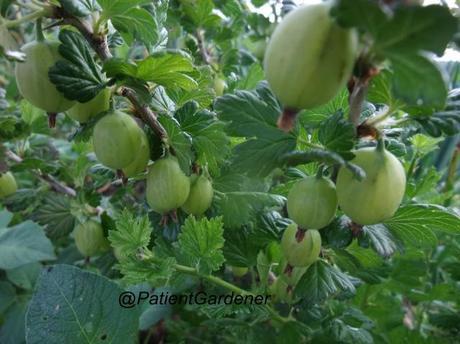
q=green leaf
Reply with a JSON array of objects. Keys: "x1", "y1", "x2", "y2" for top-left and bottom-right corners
[
  {"x1": 0, "y1": 219, "x2": 55, "y2": 270},
  {"x1": 0, "y1": 281, "x2": 15, "y2": 314},
  {"x1": 111, "y1": 8, "x2": 159, "y2": 46},
  {"x1": 26, "y1": 264, "x2": 140, "y2": 343},
  {"x1": 6, "y1": 262, "x2": 41, "y2": 290},
  {"x1": 388, "y1": 53, "x2": 447, "y2": 110},
  {"x1": 385, "y1": 204, "x2": 460, "y2": 238},
  {"x1": 300, "y1": 89, "x2": 350, "y2": 129},
  {"x1": 215, "y1": 82, "x2": 296, "y2": 176},
  {"x1": 176, "y1": 104, "x2": 230, "y2": 174},
  {"x1": 158, "y1": 115, "x2": 193, "y2": 173},
  {"x1": 333, "y1": 1, "x2": 456, "y2": 57},
  {"x1": 409, "y1": 133, "x2": 443, "y2": 156},
  {"x1": 318, "y1": 111, "x2": 355, "y2": 155},
  {"x1": 181, "y1": 0, "x2": 221, "y2": 28},
  {"x1": 32, "y1": 194, "x2": 76, "y2": 240},
  {"x1": 281, "y1": 149, "x2": 365, "y2": 180},
  {"x1": 295, "y1": 260, "x2": 357, "y2": 303},
  {"x1": 214, "y1": 191, "x2": 285, "y2": 228},
  {"x1": 414, "y1": 88, "x2": 460, "y2": 137},
  {"x1": 58, "y1": 0, "x2": 100, "y2": 17},
  {"x1": 223, "y1": 227, "x2": 260, "y2": 267},
  {"x1": 178, "y1": 216, "x2": 225, "y2": 274},
  {"x1": 359, "y1": 224, "x2": 401, "y2": 258},
  {"x1": 108, "y1": 209, "x2": 152, "y2": 257},
  {"x1": 0, "y1": 295, "x2": 28, "y2": 343},
  {"x1": 49, "y1": 30, "x2": 106, "y2": 102},
  {"x1": 104, "y1": 52, "x2": 198, "y2": 91}
]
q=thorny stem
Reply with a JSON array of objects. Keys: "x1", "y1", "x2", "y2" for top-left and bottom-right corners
[{"x1": 5, "y1": 150, "x2": 77, "y2": 197}]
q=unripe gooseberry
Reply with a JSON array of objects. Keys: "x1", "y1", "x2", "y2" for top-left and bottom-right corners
[
  {"x1": 336, "y1": 145, "x2": 406, "y2": 225},
  {"x1": 73, "y1": 220, "x2": 109, "y2": 257},
  {"x1": 287, "y1": 176, "x2": 338, "y2": 230},
  {"x1": 0, "y1": 172, "x2": 17, "y2": 198},
  {"x1": 146, "y1": 156, "x2": 190, "y2": 214},
  {"x1": 181, "y1": 174, "x2": 213, "y2": 216},
  {"x1": 264, "y1": 3, "x2": 357, "y2": 110},
  {"x1": 92, "y1": 111, "x2": 144, "y2": 169},
  {"x1": 67, "y1": 88, "x2": 111, "y2": 123},
  {"x1": 15, "y1": 40, "x2": 75, "y2": 113},
  {"x1": 281, "y1": 223, "x2": 321, "y2": 267}
]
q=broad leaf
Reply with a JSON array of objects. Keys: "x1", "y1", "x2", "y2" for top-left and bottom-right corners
[
  {"x1": 26, "y1": 264, "x2": 140, "y2": 343},
  {"x1": 0, "y1": 214, "x2": 55, "y2": 270}
]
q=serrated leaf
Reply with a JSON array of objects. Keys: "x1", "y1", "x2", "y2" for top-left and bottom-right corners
[
  {"x1": 214, "y1": 191, "x2": 285, "y2": 228},
  {"x1": 104, "y1": 52, "x2": 197, "y2": 91},
  {"x1": 359, "y1": 224, "x2": 401, "y2": 258},
  {"x1": 0, "y1": 219, "x2": 55, "y2": 270},
  {"x1": 26, "y1": 264, "x2": 139, "y2": 343},
  {"x1": 176, "y1": 103, "x2": 230, "y2": 174},
  {"x1": 385, "y1": 204, "x2": 460, "y2": 238},
  {"x1": 178, "y1": 216, "x2": 225, "y2": 274},
  {"x1": 215, "y1": 82, "x2": 297, "y2": 175},
  {"x1": 158, "y1": 115, "x2": 193, "y2": 173},
  {"x1": 318, "y1": 111, "x2": 355, "y2": 154},
  {"x1": 108, "y1": 209, "x2": 152, "y2": 257},
  {"x1": 414, "y1": 88, "x2": 460, "y2": 137},
  {"x1": 49, "y1": 30, "x2": 106, "y2": 102},
  {"x1": 295, "y1": 260, "x2": 357, "y2": 303},
  {"x1": 32, "y1": 194, "x2": 76, "y2": 240}
]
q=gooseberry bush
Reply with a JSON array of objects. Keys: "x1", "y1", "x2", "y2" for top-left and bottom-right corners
[{"x1": 0, "y1": 0, "x2": 460, "y2": 343}]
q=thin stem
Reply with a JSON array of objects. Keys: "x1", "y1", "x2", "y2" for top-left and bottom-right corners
[
  {"x1": 36, "y1": 18, "x2": 44, "y2": 41},
  {"x1": 349, "y1": 79, "x2": 369, "y2": 126},
  {"x1": 443, "y1": 143, "x2": 459, "y2": 206},
  {"x1": 146, "y1": 255, "x2": 290, "y2": 324},
  {"x1": 5, "y1": 8, "x2": 49, "y2": 28},
  {"x1": 406, "y1": 153, "x2": 419, "y2": 182}
]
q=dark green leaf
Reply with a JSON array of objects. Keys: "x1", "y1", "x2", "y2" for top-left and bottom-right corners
[
  {"x1": 295, "y1": 260, "x2": 357, "y2": 303},
  {"x1": 318, "y1": 111, "x2": 356, "y2": 155},
  {"x1": 49, "y1": 30, "x2": 106, "y2": 102},
  {"x1": 32, "y1": 195, "x2": 76, "y2": 240},
  {"x1": 26, "y1": 264, "x2": 140, "y2": 343}
]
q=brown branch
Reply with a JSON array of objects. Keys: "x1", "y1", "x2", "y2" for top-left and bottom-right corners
[
  {"x1": 120, "y1": 87, "x2": 168, "y2": 141},
  {"x1": 196, "y1": 28, "x2": 212, "y2": 65},
  {"x1": 347, "y1": 57, "x2": 379, "y2": 128},
  {"x1": 5, "y1": 150, "x2": 77, "y2": 197}
]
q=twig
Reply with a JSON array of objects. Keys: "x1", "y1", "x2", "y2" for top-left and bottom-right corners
[
  {"x1": 5, "y1": 150, "x2": 77, "y2": 197},
  {"x1": 119, "y1": 87, "x2": 168, "y2": 140},
  {"x1": 196, "y1": 28, "x2": 212, "y2": 65}
]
